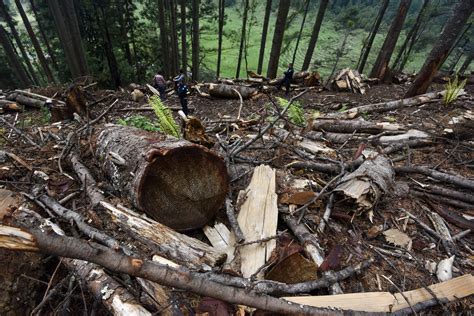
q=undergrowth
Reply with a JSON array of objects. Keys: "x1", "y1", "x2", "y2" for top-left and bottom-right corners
[
  {"x1": 118, "y1": 115, "x2": 160, "y2": 132},
  {"x1": 277, "y1": 97, "x2": 306, "y2": 127},
  {"x1": 149, "y1": 96, "x2": 181, "y2": 138},
  {"x1": 443, "y1": 75, "x2": 467, "y2": 105}
]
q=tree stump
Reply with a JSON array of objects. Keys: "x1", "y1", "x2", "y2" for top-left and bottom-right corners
[{"x1": 95, "y1": 125, "x2": 229, "y2": 231}]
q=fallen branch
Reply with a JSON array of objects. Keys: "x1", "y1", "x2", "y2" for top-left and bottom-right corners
[
  {"x1": 0, "y1": 116, "x2": 41, "y2": 148},
  {"x1": 395, "y1": 166, "x2": 474, "y2": 190},
  {"x1": 0, "y1": 225, "x2": 355, "y2": 315}
]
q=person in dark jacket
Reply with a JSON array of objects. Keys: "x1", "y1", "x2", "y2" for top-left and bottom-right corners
[
  {"x1": 177, "y1": 81, "x2": 189, "y2": 115},
  {"x1": 277, "y1": 63, "x2": 294, "y2": 95},
  {"x1": 153, "y1": 71, "x2": 167, "y2": 100},
  {"x1": 173, "y1": 69, "x2": 185, "y2": 91}
]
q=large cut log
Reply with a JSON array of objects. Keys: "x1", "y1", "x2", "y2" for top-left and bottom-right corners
[
  {"x1": 312, "y1": 119, "x2": 404, "y2": 134},
  {"x1": 208, "y1": 83, "x2": 258, "y2": 99},
  {"x1": 95, "y1": 125, "x2": 229, "y2": 231},
  {"x1": 7, "y1": 93, "x2": 44, "y2": 108},
  {"x1": 0, "y1": 100, "x2": 21, "y2": 114}
]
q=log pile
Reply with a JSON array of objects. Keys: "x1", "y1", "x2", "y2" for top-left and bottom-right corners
[
  {"x1": 0, "y1": 82, "x2": 473, "y2": 315},
  {"x1": 331, "y1": 68, "x2": 367, "y2": 94}
]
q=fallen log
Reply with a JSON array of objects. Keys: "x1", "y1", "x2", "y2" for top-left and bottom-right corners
[
  {"x1": 95, "y1": 125, "x2": 229, "y2": 231},
  {"x1": 334, "y1": 151, "x2": 394, "y2": 213},
  {"x1": 325, "y1": 90, "x2": 445, "y2": 119},
  {"x1": 311, "y1": 119, "x2": 404, "y2": 134},
  {"x1": 8, "y1": 93, "x2": 44, "y2": 108},
  {"x1": 395, "y1": 166, "x2": 474, "y2": 190},
  {"x1": 0, "y1": 100, "x2": 21, "y2": 113},
  {"x1": 305, "y1": 131, "x2": 368, "y2": 144},
  {"x1": 100, "y1": 202, "x2": 225, "y2": 270},
  {"x1": 208, "y1": 83, "x2": 258, "y2": 99},
  {"x1": 0, "y1": 225, "x2": 353, "y2": 315},
  {"x1": 13, "y1": 89, "x2": 65, "y2": 105}
]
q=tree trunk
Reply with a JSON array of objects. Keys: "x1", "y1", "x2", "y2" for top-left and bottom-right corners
[
  {"x1": 266, "y1": 0, "x2": 290, "y2": 78},
  {"x1": 47, "y1": 0, "x2": 80, "y2": 78},
  {"x1": 442, "y1": 22, "x2": 471, "y2": 70},
  {"x1": 370, "y1": 0, "x2": 412, "y2": 80},
  {"x1": 236, "y1": 0, "x2": 249, "y2": 79},
  {"x1": 157, "y1": 0, "x2": 170, "y2": 77},
  {"x1": 357, "y1": 0, "x2": 389, "y2": 74},
  {"x1": 392, "y1": 0, "x2": 430, "y2": 72},
  {"x1": 0, "y1": 0, "x2": 39, "y2": 85},
  {"x1": 291, "y1": 0, "x2": 310, "y2": 66},
  {"x1": 208, "y1": 83, "x2": 257, "y2": 99},
  {"x1": 301, "y1": 0, "x2": 329, "y2": 71},
  {"x1": 167, "y1": 0, "x2": 179, "y2": 75},
  {"x1": 180, "y1": 0, "x2": 187, "y2": 73},
  {"x1": 117, "y1": 0, "x2": 133, "y2": 66},
  {"x1": 216, "y1": 0, "x2": 224, "y2": 78},
  {"x1": 97, "y1": 5, "x2": 121, "y2": 88},
  {"x1": 257, "y1": 0, "x2": 272, "y2": 75},
  {"x1": 191, "y1": 0, "x2": 200, "y2": 81},
  {"x1": 94, "y1": 126, "x2": 228, "y2": 231},
  {"x1": 29, "y1": 0, "x2": 59, "y2": 71},
  {"x1": 312, "y1": 119, "x2": 403, "y2": 134},
  {"x1": 15, "y1": 0, "x2": 55, "y2": 84},
  {"x1": 405, "y1": 0, "x2": 473, "y2": 97},
  {"x1": 0, "y1": 25, "x2": 31, "y2": 87},
  {"x1": 62, "y1": 0, "x2": 89, "y2": 76}
]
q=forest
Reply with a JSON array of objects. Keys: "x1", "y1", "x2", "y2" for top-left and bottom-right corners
[{"x1": 0, "y1": 0, "x2": 474, "y2": 315}]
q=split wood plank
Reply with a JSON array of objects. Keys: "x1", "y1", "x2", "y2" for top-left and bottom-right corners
[
  {"x1": 236, "y1": 165, "x2": 278, "y2": 278},
  {"x1": 0, "y1": 189, "x2": 20, "y2": 221},
  {"x1": 284, "y1": 274, "x2": 474, "y2": 313},
  {"x1": 203, "y1": 222, "x2": 235, "y2": 264}
]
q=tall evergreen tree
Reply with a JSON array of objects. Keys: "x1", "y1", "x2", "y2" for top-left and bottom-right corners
[
  {"x1": 405, "y1": 0, "x2": 473, "y2": 97},
  {"x1": 29, "y1": 0, "x2": 58, "y2": 71},
  {"x1": 291, "y1": 0, "x2": 310, "y2": 66},
  {"x1": 257, "y1": 0, "x2": 272, "y2": 75},
  {"x1": 181, "y1": 0, "x2": 187, "y2": 73},
  {"x1": 0, "y1": 0, "x2": 39, "y2": 85},
  {"x1": 267, "y1": 0, "x2": 290, "y2": 79},
  {"x1": 301, "y1": 0, "x2": 329, "y2": 71},
  {"x1": 14, "y1": 0, "x2": 55, "y2": 83},
  {"x1": 158, "y1": 0, "x2": 170, "y2": 77},
  {"x1": 0, "y1": 24, "x2": 31, "y2": 87},
  {"x1": 191, "y1": 0, "x2": 200, "y2": 81},
  {"x1": 216, "y1": 0, "x2": 225, "y2": 78},
  {"x1": 370, "y1": 0, "x2": 412, "y2": 80},
  {"x1": 236, "y1": 0, "x2": 249, "y2": 78},
  {"x1": 356, "y1": 0, "x2": 389, "y2": 74}
]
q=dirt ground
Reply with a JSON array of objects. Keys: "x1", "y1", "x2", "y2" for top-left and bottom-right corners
[{"x1": 0, "y1": 81, "x2": 473, "y2": 315}]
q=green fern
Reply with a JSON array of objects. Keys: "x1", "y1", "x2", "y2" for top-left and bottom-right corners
[
  {"x1": 118, "y1": 115, "x2": 160, "y2": 132},
  {"x1": 276, "y1": 97, "x2": 306, "y2": 127},
  {"x1": 443, "y1": 75, "x2": 467, "y2": 105},
  {"x1": 149, "y1": 96, "x2": 180, "y2": 138}
]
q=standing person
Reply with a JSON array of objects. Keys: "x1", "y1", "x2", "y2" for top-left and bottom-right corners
[
  {"x1": 177, "y1": 80, "x2": 189, "y2": 115},
  {"x1": 153, "y1": 71, "x2": 167, "y2": 100},
  {"x1": 277, "y1": 63, "x2": 294, "y2": 95},
  {"x1": 173, "y1": 69, "x2": 185, "y2": 91}
]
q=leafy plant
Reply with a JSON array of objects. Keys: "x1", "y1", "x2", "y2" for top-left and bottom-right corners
[
  {"x1": 149, "y1": 96, "x2": 181, "y2": 138},
  {"x1": 276, "y1": 97, "x2": 306, "y2": 127},
  {"x1": 41, "y1": 106, "x2": 51, "y2": 124},
  {"x1": 443, "y1": 75, "x2": 467, "y2": 105},
  {"x1": 118, "y1": 115, "x2": 160, "y2": 132}
]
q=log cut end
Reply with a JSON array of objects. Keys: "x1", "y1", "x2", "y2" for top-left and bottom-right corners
[{"x1": 138, "y1": 145, "x2": 229, "y2": 231}]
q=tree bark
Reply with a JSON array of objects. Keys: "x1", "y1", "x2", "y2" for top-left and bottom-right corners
[
  {"x1": 257, "y1": 0, "x2": 272, "y2": 75},
  {"x1": 0, "y1": 25, "x2": 31, "y2": 87},
  {"x1": 370, "y1": 0, "x2": 412, "y2": 80},
  {"x1": 266, "y1": 0, "x2": 290, "y2": 79},
  {"x1": 311, "y1": 119, "x2": 403, "y2": 134},
  {"x1": 180, "y1": 0, "x2": 187, "y2": 73},
  {"x1": 208, "y1": 83, "x2": 257, "y2": 99},
  {"x1": 117, "y1": 0, "x2": 133, "y2": 66},
  {"x1": 405, "y1": 0, "x2": 473, "y2": 97},
  {"x1": 459, "y1": 55, "x2": 472, "y2": 75},
  {"x1": 357, "y1": 0, "x2": 389, "y2": 74},
  {"x1": 301, "y1": 0, "x2": 329, "y2": 71},
  {"x1": 97, "y1": 5, "x2": 121, "y2": 88},
  {"x1": 167, "y1": 0, "x2": 179, "y2": 75},
  {"x1": 0, "y1": 0, "x2": 39, "y2": 85},
  {"x1": 94, "y1": 125, "x2": 229, "y2": 231},
  {"x1": 15, "y1": 0, "x2": 55, "y2": 84},
  {"x1": 236, "y1": 0, "x2": 249, "y2": 78},
  {"x1": 216, "y1": 0, "x2": 224, "y2": 78},
  {"x1": 191, "y1": 0, "x2": 200, "y2": 81},
  {"x1": 158, "y1": 0, "x2": 170, "y2": 77}
]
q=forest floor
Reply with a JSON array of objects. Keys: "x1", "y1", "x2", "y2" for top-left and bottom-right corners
[{"x1": 0, "y1": 80, "x2": 473, "y2": 315}]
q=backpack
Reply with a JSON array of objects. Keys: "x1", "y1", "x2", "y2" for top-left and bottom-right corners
[{"x1": 178, "y1": 83, "x2": 188, "y2": 96}]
